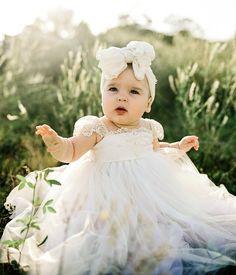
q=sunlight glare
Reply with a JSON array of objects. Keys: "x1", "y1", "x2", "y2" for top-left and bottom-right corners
[{"x1": 0, "y1": 0, "x2": 235, "y2": 40}]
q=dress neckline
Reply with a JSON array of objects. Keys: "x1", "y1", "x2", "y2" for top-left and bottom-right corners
[
  {"x1": 97, "y1": 118, "x2": 153, "y2": 138},
  {"x1": 99, "y1": 117, "x2": 148, "y2": 133}
]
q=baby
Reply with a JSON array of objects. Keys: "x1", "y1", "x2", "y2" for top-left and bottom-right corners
[{"x1": 35, "y1": 41, "x2": 199, "y2": 163}]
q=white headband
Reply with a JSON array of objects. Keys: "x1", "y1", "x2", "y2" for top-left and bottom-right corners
[{"x1": 96, "y1": 41, "x2": 157, "y2": 104}]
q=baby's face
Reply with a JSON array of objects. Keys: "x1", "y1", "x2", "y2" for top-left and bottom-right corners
[{"x1": 101, "y1": 66, "x2": 152, "y2": 128}]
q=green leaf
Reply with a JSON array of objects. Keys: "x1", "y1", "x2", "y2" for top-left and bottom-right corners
[
  {"x1": 16, "y1": 215, "x2": 32, "y2": 226},
  {"x1": 30, "y1": 216, "x2": 37, "y2": 222},
  {"x1": 2, "y1": 239, "x2": 24, "y2": 249},
  {"x1": 37, "y1": 235, "x2": 48, "y2": 247},
  {"x1": 31, "y1": 224, "x2": 40, "y2": 230},
  {"x1": 16, "y1": 175, "x2": 26, "y2": 182},
  {"x1": 47, "y1": 207, "x2": 56, "y2": 213},
  {"x1": 44, "y1": 199, "x2": 53, "y2": 206},
  {"x1": 46, "y1": 179, "x2": 61, "y2": 186},
  {"x1": 27, "y1": 181, "x2": 35, "y2": 189},
  {"x1": 43, "y1": 168, "x2": 54, "y2": 179},
  {"x1": 20, "y1": 227, "x2": 27, "y2": 234},
  {"x1": 2, "y1": 240, "x2": 12, "y2": 246},
  {"x1": 18, "y1": 182, "x2": 26, "y2": 190},
  {"x1": 43, "y1": 200, "x2": 56, "y2": 214}
]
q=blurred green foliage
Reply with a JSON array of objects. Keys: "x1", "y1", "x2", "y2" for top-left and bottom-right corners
[
  {"x1": 0, "y1": 8, "x2": 235, "y2": 208},
  {"x1": 169, "y1": 42, "x2": 236, "y2": 191}
]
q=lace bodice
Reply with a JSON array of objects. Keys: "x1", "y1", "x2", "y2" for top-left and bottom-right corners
[
  {"x1": 73, "y1": 116, "x2": 164, "y2": 162},
  {"x1": 73, "y1": 115, "x2": 164, "y2": 140}
]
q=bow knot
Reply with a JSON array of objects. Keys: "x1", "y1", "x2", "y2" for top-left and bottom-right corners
[{"x1": 121, "y1": 47, "x2": 133, "y2": 64}]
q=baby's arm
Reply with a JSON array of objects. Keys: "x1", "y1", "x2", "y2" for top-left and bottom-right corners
[
  {"x1": 149, "y1": 119, "x2": 199, "y2": 153},
  {"x1": 35, "y1": 124, "x2": 97, "y2": 163},
  {"x1": 160, "y1": 135, "x2": 199, "y2": 152}
]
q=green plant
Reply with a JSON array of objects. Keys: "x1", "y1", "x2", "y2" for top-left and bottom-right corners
[
  {"x1": 54, "y1": 44, "x2": 102, "y2": 136},
  {"x1": 1, "y1": 168, "x2": 61, "y2": 272},
  {"x1": 169, "y1": 42, "x2": 236, "y2": 191}
]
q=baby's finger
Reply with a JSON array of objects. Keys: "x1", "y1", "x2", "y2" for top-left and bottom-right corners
[
  {"x1": 194, "y1": 142, "x2": 199, "y2": 150},
  {"x1": 187, "y1": 138, "x2": 196, "y2": 144},
  {"x1": 36, "y1": 124, "x2": 51, "y2": 133},
  {"x1": 42, "y1": 126, "x2": 56, "y2": 135},
  {"x1": 36, "y1": 130, "x2": 49, "y2": 137},
  {"x1": 35, "y1": 125, "x2": 44, "y2": 132},
  {"x1": 36, "y1": 127, "x2": 53, "y2": 136},
  {"x1": 36, "y1": 124, "x2": 49, "y2": 129},
  {"x1": 35, "y1": 130, "x2": 42, "y2": 135},
  {"x1": 42, "y1": 124, "x2": 52, "y2": 130},
  {"x1": 189, "y1": 138, "x2": 198, "y2": 144},
  {"x1": 42, "y1": 125, "x2": 58, "y2": 135},
  {"x1": 48, "y1": 128, "x2": 58, "y2": 136},
  {"x1": 36, "y1": 125, "x2": 48, "y2": 132},
  {"x1": 187, "y1": 135, "x2": 198, "y2": 140},
  {"x1": 35, "y1": 128, "x2": 45, "y2": 135}
]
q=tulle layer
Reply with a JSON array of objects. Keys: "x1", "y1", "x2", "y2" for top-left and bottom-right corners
[{"x1": 1, "y1": 149, "x2": 236, "y2": 274}]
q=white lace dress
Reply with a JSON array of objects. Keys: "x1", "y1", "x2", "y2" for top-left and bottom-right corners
[{"x1": 1, "y1": 116, "x2": 236, "y2": 275}]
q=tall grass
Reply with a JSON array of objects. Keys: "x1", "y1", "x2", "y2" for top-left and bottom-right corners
[{"x1": 169, "y1": 41, "x2": 236, "y2": 192}]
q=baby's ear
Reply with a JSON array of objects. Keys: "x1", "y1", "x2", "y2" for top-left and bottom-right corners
[{"x1": 146, "y1": 97, "x2": 152, "y2": 113}]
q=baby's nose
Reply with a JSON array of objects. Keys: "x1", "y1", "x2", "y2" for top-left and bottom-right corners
[
  {"x1": 117, "y1": 97, "x2": 127, "y2": 102},
  {"x1": 117, "y1": 91, "x2": 128, "y2": 102}
]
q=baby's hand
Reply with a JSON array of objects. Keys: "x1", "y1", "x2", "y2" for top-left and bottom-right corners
[
  {"x1": 35, "y1": 124, "x2": 60, "y2": 151},
  {"x1": 179, "y1": 135, "x2": 199, "y2": 152}
]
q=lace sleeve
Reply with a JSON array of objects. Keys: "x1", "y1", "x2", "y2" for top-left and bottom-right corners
[
  {"x1": 150, "y1": 119, "x2": 164, "y2": 140},
  {"x1": 73, "y1": 115, "x2": 107, "y2": 138}
]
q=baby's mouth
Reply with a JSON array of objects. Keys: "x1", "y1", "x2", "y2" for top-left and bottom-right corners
[
  {"x1": 115, "y1": 106, "x2": 127, "y2": 114},
  {"x1": 116, "y1": 107, "x2": 127, "y2": 111}
]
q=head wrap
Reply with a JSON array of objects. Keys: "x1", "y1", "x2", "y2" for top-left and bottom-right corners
[{"x1": 96, "y1": 41, "x2": 157, "y2": 104}]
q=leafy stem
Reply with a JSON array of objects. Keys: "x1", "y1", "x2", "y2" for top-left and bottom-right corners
[{"x1": 2, "y1": 168, "x2": 61, "y2": 269}]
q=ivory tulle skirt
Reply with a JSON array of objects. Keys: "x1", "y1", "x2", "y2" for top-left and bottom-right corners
[{"x1": 1, "y1": 148, "x2": 236, "y2": 274}]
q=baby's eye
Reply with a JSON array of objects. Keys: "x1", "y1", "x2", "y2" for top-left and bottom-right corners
[
  {"x1": 108, "y1": 87, "x2": 118, "y2": 92},
  {"x1": 130, "y1": 90, "x2": 139, "y2": 95}
]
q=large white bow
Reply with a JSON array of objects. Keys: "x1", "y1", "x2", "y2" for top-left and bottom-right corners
[
  {"x1": 96, "y1": 41, "x2": 157, "y2": 103},
  {"x1": 96, "y1": 41, "x2": 155, "y2": 80}
]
